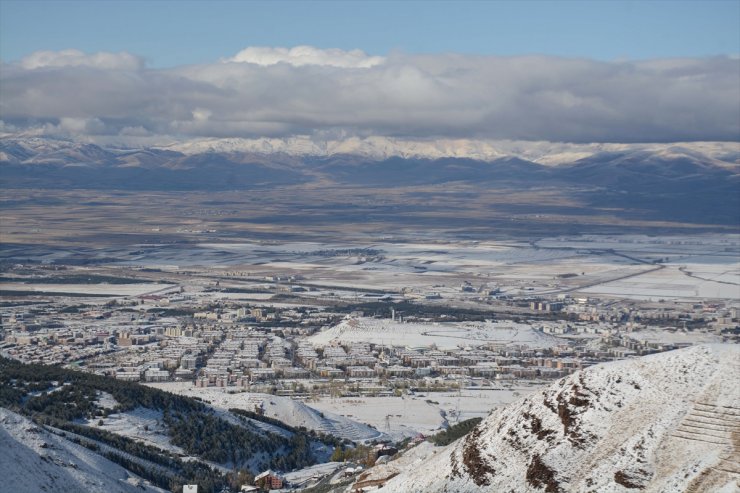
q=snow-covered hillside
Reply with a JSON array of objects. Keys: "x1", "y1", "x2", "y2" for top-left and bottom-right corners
[
  {"x1": 384, "y1": 344, "x2": 740, "y2": 492},
  {"x1": 0, "y1": 408, "x2": 166, "y2": 493},
  {"x1": 144, "y1": 383, "x2": 384, "y2": 442}
]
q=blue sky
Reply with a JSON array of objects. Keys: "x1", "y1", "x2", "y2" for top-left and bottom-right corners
[{"x1": 1, "y1": 0, "x2": 739, "y2": 67}]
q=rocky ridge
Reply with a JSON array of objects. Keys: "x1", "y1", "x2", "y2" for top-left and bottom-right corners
[{"x1": 384, "y1": 344, "x2": 740, "y2": 492}]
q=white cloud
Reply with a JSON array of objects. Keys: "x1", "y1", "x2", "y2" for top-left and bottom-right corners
[
  {"x1": 19, "y1": 49, "x2": 142, "y2": 70},
  {"x1": 227, "y1": 45, "x2": 384, "y2": 68},
  {"x1": 1, "y1": 47, "x2": 738, "y2": 143},
  {"x1": 191, "y1": 108, "x2": 212, "y2": 122},
  {"x1": 119, "y1": 125, "x2": 152, "y2": 137},
  {"x1": 56, "y1": 117, "x2": 106, "y2": 135}
]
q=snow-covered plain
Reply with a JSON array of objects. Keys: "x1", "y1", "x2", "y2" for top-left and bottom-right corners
[
  {"x1": 581, "y1": 264, "x2": 740, "y2": 301},
  {"x1": 625, "y1": 327, "x2": 725, "y2": 345},
  {"x1": 0, "y1": 282, "x2": 173, "y2": 296},
  {"x1": 308, "y1": 386, "x2": 537, "y2": 439},
  {"x1": 308, "y1": 317, "x2": 561, "y2": 350},
  {"x1": 106, "y1": 234, "x2": 740, "y2": 303}
]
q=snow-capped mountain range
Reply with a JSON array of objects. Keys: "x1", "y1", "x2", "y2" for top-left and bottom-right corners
[
  {"x1": 2, "y1": 136, "x2": 738, "y2": 226},
  {"x1": 2, "y1": 135, "x2": 739, "y2": 165},
  {"x1": 158, "y1": 136, "x2": 740, "y2": 165}
]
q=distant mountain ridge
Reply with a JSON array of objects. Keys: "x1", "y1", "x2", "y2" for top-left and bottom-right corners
[
  {"x1": 2, "y1": 137, "x2": 738, "y2": 226},
  {"x1": 2, "y1": 135, "x2": 739, "y2": 164},
  {"x1": 2, "y1": 136, "x2": 738, "y2": 183}
]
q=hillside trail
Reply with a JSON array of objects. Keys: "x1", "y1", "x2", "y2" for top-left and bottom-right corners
[{"x1": 657, "y1": 357, "x2": 740, "y2": 492}]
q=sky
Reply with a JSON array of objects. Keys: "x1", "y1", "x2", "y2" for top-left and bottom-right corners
[
  {"x1": 2, "y1": 1, "x2": 739, "y2": 66},
  {"x1": 1, "y1": 0, "x2": 739, "y2": 144}
]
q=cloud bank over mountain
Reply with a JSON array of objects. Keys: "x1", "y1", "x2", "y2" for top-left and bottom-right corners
[{"x1": 2, "y1": 46, "x2": 739, "y2": 144}]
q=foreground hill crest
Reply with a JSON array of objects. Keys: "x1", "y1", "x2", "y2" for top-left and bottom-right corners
[{"x1": 385, "y1": 344, "x2": 740, "y2": 492}]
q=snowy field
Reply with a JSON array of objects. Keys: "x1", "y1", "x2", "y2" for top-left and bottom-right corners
[
  {"x1": 103, "y1": 234, "x2": 740, "y2": 302},
  {"x1": 581, "y1": 263, "x2": 739, "y2": 300},
  {"x1": 0, "y1": 282, "x2": 174, "y2": 296},
  {"x1": 308, "y1": 317, "x2": 562, "y2": 350},
  {"x1": 535, "y1": 234, "x2": 739, "y2": 255},
  {"x1": 308, "y1": 384, "x2": 540, "y2": 438},
  {"x1": 203, "y1": 292, "x2": 276, "y2": 301},
  {"x1": 625, "y1": 328, "x2": 725, "y2": 345},
  {"x1": 10, "y1": 234, "x2": 730, "y2": 303}
]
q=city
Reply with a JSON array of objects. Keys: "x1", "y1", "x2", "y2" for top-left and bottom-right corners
[{"x1": 1, "y1": 1, "x2": 739, "y2": 491}]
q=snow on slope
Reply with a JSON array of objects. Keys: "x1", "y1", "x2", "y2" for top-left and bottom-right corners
[
  {"x1": 384, "y1": 344, "x2": 740, "y2": 493},
  {"x1": 0, "y1": 408, "x2": 166, "y2": 493},
  {"x1": 145, "y1": 383, "x2": 384, "y2": 442},
  {"x1": 89, "y1": 406, "x2": 186, "y2": 455}
]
